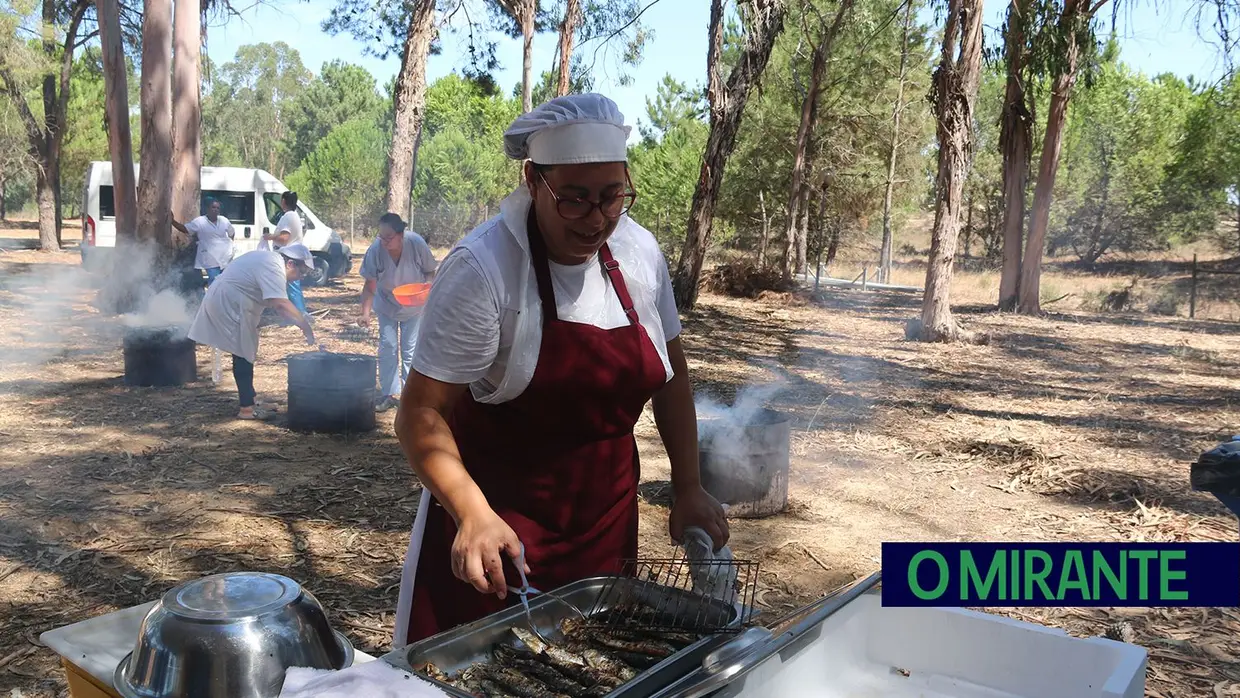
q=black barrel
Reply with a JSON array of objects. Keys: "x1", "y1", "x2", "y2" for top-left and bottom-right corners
[
  {"x1": 287, "y1": 351, "x2": 377, "y2": 433},
  {"x1": 123, "y1": 327, "x2": 198, "y2": 387}
]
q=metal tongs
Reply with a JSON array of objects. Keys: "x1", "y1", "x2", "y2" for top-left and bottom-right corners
[
  {"x1": 505, "y1": 543, "x2": 587, "y2": 646},
  {"x1": 506, "y1": 543, "x2": 551, "y2": 645}
]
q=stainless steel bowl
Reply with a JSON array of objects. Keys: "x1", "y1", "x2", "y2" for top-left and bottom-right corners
[{"x1": 113, "y1": 572, "x2": 354, "y2": 698}]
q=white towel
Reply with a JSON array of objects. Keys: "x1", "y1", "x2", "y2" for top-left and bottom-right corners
[{"x1": 279, "y1": 660, "x2": 449, "y2": 698}]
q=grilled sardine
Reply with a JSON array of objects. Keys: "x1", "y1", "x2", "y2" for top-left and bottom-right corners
[
  {"x1": 539, "y1": 649, "x2": 626, "y2": 689},
  {"x1": 475, "y1": 678, "x2": 520, "y2": 698},
  {"x1": 589, "y1": 634, "x2": 676, "y2": 659},
  {"x1": 579, "y1": 648, "x2": 639, "y2": 682},
  {"x1": 510, "y1": 626, "x2": 549, "y2": 654},
  {"x1": 492, "y1": 645, "x2": 591, "y2": 696},
  {"x1": 475, "y1": 664, "x2": 571, "y2": 698}
]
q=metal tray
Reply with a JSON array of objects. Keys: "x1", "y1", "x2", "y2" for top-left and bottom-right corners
[{"x1": 381, "y1": 576, "x2": 744, "y2": 698}]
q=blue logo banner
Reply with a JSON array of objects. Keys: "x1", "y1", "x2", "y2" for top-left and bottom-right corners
[{"x1": 881, "y1": 542, "x2": 1240, "y2": 607}]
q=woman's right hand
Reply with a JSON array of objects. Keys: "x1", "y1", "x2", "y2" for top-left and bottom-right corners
[
  {"x1": 451, "y1": 508, "x2": 526, "y2": 599},
  {"x1": 357, "y1": 312, "x2": 371, "y2": 327}
]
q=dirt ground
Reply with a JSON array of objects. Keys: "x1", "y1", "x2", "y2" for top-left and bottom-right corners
[{"x1": 2, "y1": 245, "x2": 1240, "y2": 697}]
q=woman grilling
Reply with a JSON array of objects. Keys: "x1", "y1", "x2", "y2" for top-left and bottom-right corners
[{"x1": 392, "y1": 93, "x2": 728, "y2": 647}]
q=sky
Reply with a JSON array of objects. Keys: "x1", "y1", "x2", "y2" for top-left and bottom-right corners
[{"x1": 203, "y1": 0, "x2": 1234, "y2": 144}]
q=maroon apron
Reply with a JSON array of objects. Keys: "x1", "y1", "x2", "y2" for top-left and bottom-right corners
[{"x1": 404, "y1": 216, "x2": 669, "y2": 645}]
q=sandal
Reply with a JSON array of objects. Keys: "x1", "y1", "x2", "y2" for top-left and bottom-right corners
[{"x1": 237, "y1": 407, "x2": 276, "y2": 421}]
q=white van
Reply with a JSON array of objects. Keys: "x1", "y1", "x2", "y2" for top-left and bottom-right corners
[{"x1": 80, "y1": 161, "x2": 352, "y2": 285}]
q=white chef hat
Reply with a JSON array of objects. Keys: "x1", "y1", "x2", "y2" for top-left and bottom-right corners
[{"x1": 504, "y1": 93, "x2": 632, "y2": 165}]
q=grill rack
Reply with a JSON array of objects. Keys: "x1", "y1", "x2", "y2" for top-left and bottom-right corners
[
  {"x1": 581, "y1": 554, "x2": 759, "y2": 637},
  {"x1": 334, "y1": 324, "x2": 377, "y2": 343}
]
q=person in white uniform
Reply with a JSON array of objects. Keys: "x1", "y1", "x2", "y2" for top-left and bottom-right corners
[
  {"x1": 171, "y1": 198, "x2": 235, "y2": 286},
  {"x1": 358, "y1": 212, "x2": 438, "y2": 413},
  {"x1": 263, "y1": 191, "x2": 308, "y2": 314},
  {"x1": 188, "y1": 243, "x2": 318, "y2": 420},
  {"x1": 390, "y1": 93, "x2": 727, "y2": 647}
]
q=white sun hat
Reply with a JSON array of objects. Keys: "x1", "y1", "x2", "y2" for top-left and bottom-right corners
[
  {"x1": 503, "y1": 93, "x2": 633, "y2": 165},
  {"x1": 278, "y1": 243, "x2": 316, "y2": 272}
]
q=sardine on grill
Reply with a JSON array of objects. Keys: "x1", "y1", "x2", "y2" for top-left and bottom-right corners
[
  {"x1": 539, "y1": 649, "x2": 626, "y2": 689},
  {"x1": 492, "y1": 644, "x2": 591, "y2": 696},
  {"x1": 605, "y1": 627, "x2": 699, "y2": 649},
  {"x1": 510, "y1": 626, "x2": 549, "y2": 654},
  {"x1": 475, "y1": 677, "x2": 521, "y2": 698},
  {"x1": 599, "y1": 647, "x2": 661, "y2": 670},
  {"x1": 475, "y1": 664, "x2": 572, "y2": 698},
  {"x1": 589, "y1": 634, "x2": 676, "y2": 659},
  {"x1": 579, "y1": 648, "x2": 639, "y2": 682}
]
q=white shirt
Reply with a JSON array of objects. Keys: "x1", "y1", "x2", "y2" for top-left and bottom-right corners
[
  {"x1": 185, "y1": 214, "x2": 235, "y2": 269},
  {"x1": 360, "y1": 232, "x2": 438, "y2": 321},
  {"x1": 412, "y1": 187, "x2": 681, "y2": 404},
  {"x1": 261, "y1": 210, "x2": 304, "y2": 250},
  {"x1": 188, "y1": 250, "x2": 289, "y2": 363}
]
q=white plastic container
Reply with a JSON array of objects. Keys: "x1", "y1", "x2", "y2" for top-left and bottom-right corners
[{"x1": 715, "y1": 591, "x2": 1147, "y2": 698}]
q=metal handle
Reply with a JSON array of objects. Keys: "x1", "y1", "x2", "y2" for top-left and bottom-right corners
[{"x1": 660, "y1": 571, "x2": 882, "y2": 698}]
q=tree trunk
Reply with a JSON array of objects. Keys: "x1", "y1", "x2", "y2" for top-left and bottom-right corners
[
  {"x1": 963, "y1": 189, "x2": 974, "y2": 257},
  {"x1": 99, "y1": 0, "x2": 138, "y2": 246},
  {"x1": 671, "y1": 0, "x2": 786, "y2": 310},
  {"x1": 824, "y1": 224, "x2": 841, "y2": 269},
  {"x1": 915, "y1": 0, "x2": 985, "y2": 343},
  {"x1": 35, "y1": 166, "x2": 57, "y2": 250},
  {"x1": 521, "y1": 1, "x2": 536, "y2": 113},
  {"x1": 757, "y1": 190, "x2": 770, "y2": 267},
  {"x1": 1017, "y1": 0, "x2": 1089, "y2": 315},
  {"x1": 879, "y1": 0, "x2": 914, "y2": 284},
  {"x1": 997, "y1": 0, "x2": 1032, "y2": 310},
  {"x1": 172, "y1": 0, "x2": 202, "y2": 222},
  {"x1": 138, "y1": 0, "x2": 174, "y2": 255},
  {"x1": 795, "y1": 184, "x2": 809, "y2": 276},
  {"x1": 556, "y1": 0, "x2": 581, "y2": 97},
  {"x1": 0, "y1": 178, "x2": 6, "y2": 220},
  {"x1": 781, "y1": 0, "x2": 852, "y2": 282},
  {"x1": 386, "y1": 0, "x2": 436, "y2": 217},
  {"x1": 41, "y1": 0, "x2": 62, "y2": 246}
]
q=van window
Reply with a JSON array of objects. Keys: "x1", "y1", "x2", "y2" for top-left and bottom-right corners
[
  {"x1": 99, "y1": 186, "x2": 115, "y2": 219},
  {"x1": 202, "y1": 190, "x2": 255, "y2": 225},
  {"x1": 262, "y1": 193, "x2": 312, "y2": 229},
  {"x1": 263, "y1": 193, "x2": 283, "y2": 225}
]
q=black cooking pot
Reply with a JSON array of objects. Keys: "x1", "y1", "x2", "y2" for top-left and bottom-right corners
[
  {"x1": 123, "y1": 326, "x2": 197, "y2": 387},
  {"x1": 286, "y1": 351, "x2": 377, "y2": 433}
]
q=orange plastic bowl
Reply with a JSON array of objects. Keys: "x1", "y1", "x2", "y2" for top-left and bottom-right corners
[{"x1": 393, "y1": 283, "x2": 431, "y2": 307}]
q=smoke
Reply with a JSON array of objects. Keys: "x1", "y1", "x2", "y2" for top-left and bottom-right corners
[
  {"x1": 0, "y1": 239, "x2": 199, "y2": 372},
  {"x1": 696, "y1": 379, "x2": 790, "y2": 493},
  {"x1": 120, "y1": 288, "x2": 193, "y2": 336},
  {"x1": 696, "y1": 380, "x2": 787, "y2": 434}
]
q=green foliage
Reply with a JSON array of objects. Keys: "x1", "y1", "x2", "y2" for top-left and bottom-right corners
[
  {"x1": 284, "y1": 60, "x2": 384, "y2": 170},
  {"x1": 1162, "y1": 69, "x2": 1240, "y2": 252},
  {"x1": 411, "y1": 73, "x2": 523, "y2": 244},
  {"x1": 201, "y1": 42, "x2": 311, "y2": 177},
  {"x1": 286, "y1": 118, "x2": 388, "y2": 233},
  {"x1": 627, "y1": 75, "x2": 708, "y2": 255},
  {"x1": 711, "y1": 0, "x2": 937, "y2": 264},
  {"x1": 1047, "y1": 43, "x2": 1197, "y2": 263}
]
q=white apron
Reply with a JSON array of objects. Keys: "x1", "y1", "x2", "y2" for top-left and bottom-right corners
[
  {"x1": 187, "y1": 280, "x2": 266, "y2": 363},
  {"x1": 392, "y1": 488, "x2": 431, "y2": 648}
]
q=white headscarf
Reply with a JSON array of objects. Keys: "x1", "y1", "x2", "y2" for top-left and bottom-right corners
[{"x1": 503, "y1": 93, "x2": 632, "y2": 165}]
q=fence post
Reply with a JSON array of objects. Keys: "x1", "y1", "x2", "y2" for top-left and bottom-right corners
[
  {"x1": 1190, "y1": 253, "x2": 1198, "y2": 319},
  {"x1": 862, "y1": 265, "x2": 869, "y2": 292}
]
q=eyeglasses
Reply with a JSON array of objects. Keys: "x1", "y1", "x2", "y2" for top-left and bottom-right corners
[{"x1": 537, "y1": 171, "x2": 638, "y2": 220}]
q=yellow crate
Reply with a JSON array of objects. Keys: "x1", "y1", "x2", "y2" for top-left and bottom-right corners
[{"x1": 61, "y1": 658, "x2": 121, "y2": 698}]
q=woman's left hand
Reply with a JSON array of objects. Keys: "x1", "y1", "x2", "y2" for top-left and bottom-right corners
[{"x1": 669, "y1": 485, "x2": 729, "y2": 552}]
